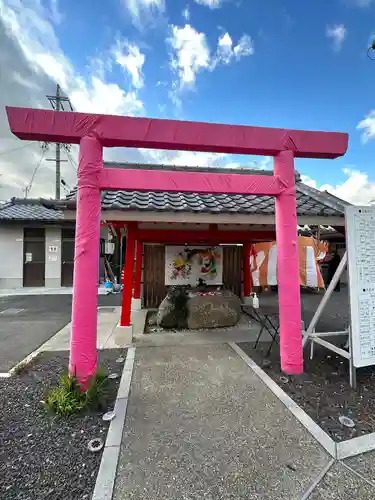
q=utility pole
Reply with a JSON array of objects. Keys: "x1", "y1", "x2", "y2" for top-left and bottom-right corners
[
  {"x1": 46, "y1": 84, "x2": 73, "y2": 199},
  {"x1": 55, "y1": 84, "x2": 61, "y2": 199}
]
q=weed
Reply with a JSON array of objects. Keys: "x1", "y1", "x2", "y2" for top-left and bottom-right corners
[
  {"x1": 45, "y1": 368, "x2": 109, "y2": 416},
  {"x1": 13, "y1": 353, "x2": 42, "y2": 375},
  {"x1": 13, "y1": 361, "x2": 29, "y2": 375}
]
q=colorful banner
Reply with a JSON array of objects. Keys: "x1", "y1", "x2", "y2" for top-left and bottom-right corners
[
  {"x1": 250, "y1": 236, "x2": 328, "y2": 288},
  {"x1": 165, "y1": 246, "x2": 223, "y2": 286}
]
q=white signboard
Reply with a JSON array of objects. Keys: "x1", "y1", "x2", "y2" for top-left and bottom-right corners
[
  {"x1": 346, "y1": 206, "x2": 375, "y2": 367},
  {"x1": 48, "y1": 245, "x2": 58, "y2": 253},
  {"x1": 165, "y1": 246, "x2": 223, "y2": 286}
]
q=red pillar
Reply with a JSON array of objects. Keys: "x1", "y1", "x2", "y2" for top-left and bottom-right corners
[
  {"x1": 69, "y1": 135, "x2": 102, "y2": 386},
  {"x1": 133, "y1": 240, "x2": 143, "y2": 300},
  {"x1": 274, "y1": 150, "x2": 303, "y2": 375},
  {"x1": 243, "y1": 243, "x2": 252, "y2": 300},
  {"x1": 120, "y1": 223, "x2": 136, "y2": 327}
]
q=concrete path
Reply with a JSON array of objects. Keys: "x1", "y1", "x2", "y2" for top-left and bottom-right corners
[
  {"x1": 34, "y1": 307, "x2": 128, "y2": 352},
  {"x1": 135, "y1": 322, "x2": 264, "y2": 347},
  {"x1": 113, "y1": 343, "x2": 336, "y2": 499}
]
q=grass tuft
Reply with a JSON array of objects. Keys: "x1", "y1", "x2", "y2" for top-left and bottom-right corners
[
  {"x1": 13, "y1": 353, "x2": 42, "y2": 375},
  {"x1": 45, "y1": 368, "x2": 109, "y2": 416}
]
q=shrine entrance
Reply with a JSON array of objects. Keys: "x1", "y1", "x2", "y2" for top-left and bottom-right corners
[{"x1": 6, "y1": 105, "x2": 348, "y2": 385}]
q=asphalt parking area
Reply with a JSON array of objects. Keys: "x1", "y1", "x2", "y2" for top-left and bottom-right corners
[
  {"x1": 0, "y1": 295, "x2": 72, "y2": 373},
  {"x1": 0, "y1": 293, "x2": 122, "y2": 373}
]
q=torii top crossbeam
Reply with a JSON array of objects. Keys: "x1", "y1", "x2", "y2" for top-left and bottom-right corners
[
  {"x1": 6, "y1": 107, "x2": 347, "y2": 158},
  {"x1": 6, "y1": 106, "x2": 348, "y2": 387}
]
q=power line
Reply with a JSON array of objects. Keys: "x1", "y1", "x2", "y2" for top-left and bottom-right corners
[
  {"x1": 23, "y1": 146, "x2": 47, "y2": 198},
  {"x1": 0, "y1": 142, "x2": 35, "y2": 157},
  {"x1": 65, "y1": 148, "x2": 78, "y2": 173}
]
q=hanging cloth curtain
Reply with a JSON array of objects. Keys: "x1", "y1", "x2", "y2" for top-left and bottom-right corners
[{"x1": 250, "y1": 236, "x2": 329, "y2": 288}]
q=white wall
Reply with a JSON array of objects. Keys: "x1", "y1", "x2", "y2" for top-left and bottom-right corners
[
  {"x1": 45, "y1": 227, "x2": 62, "y2": 288},
  {"x1": 0, "y1": 226, "x2": 23, "y2": 288}
]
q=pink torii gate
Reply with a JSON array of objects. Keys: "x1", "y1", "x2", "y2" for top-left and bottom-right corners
[{"x1": 6, "y1": 107, "x2": 348, "y2": 386}]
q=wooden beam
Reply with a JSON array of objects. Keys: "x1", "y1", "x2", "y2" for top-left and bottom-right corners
[
  {"x1": 6, "y1": 107, "x2": 348, "y2": 159},
  {"x1": 137, "y1": 229, "x2": 275, "y2": 243},
  {"x1": 73, "y1": 210, "x2": 346, "y2": 226},
  {"x1": 99, "y1": 168, "x2": 284, "y2": 196}
]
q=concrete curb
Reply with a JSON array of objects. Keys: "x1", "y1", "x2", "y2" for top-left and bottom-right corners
[
  {"x1": 336, "y1": 431, "x2": 375, "y2": 460},
  {"x1": 91, "y1": 346, "x2": 136, "y2": 500},
  {"x1": 0, "y1": 346, "x2": 43, "y2": 378},
  {"x1": 300, "y1": 458, "x2": 335, "y2": 500},
  {"x1": 229, "y1": 342, "x2": 375, "y2": 461}
]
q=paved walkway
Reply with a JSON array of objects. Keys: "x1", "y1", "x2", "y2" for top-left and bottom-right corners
[
  {"x1": 35, "y1": 306, "x2": 127, "y2": 352},
  {"x1": 111, "y1": 343, "x2": 375, "y2": 499}
]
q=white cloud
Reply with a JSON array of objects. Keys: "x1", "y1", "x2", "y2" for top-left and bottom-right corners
[
  {"x1": 216, "y1": 32, "x2": 233, "y2": 63},
  {"x1": 233, "y1": 34, "x2": 254, "y2": 58},
  {"x1": 216, "y1": 32, "x2": 254, "y2": 65},
  {"x1": 347, "y1": 0, "x2": 373, "y2": 7},
  {"x1": 49, "y1": 0, "x2": 63, "y2": 24},
  {"x1": 141, "y1": 149, "x2": 227, "y2": 167},
  {"x1": 124, "y1": 0, "x2": 165, "y2": 28},
  {"x1": 69, "y1": 77, "x2": 143, "y2": 115},
  {"x1": 194, "y1": 0, "x2": 222, "y2": 8},
  {"x1": 0, "y1": 1, "x2": 144, "y2": 111},
  {"x1": 357, "y1": 110, "x2": 375, "y2": 142},
  {"x1": 168, "y1": 24, "x2": 210, "y2": 87},
  {"x1": 113, "y1": 39, "x2": 145, "y2": 88},
  {"x1": 326, "y1": 24, "x2": 347, "y2": 52},
  {"x1": 168, "y1": 24, "x2": 254, "y2": 90},
  {"x1": 302, "y1": 168, "x2": 375, "y2": 205},
  {"x1": 182, "y1": 6, "x2": 190, "y2": 20},
  {"x1": 133, "y1": 150, "x2": 272, "y2": 172},
  {"x1": 0, "y1": 0, "x2": 145, "y2": 200}
]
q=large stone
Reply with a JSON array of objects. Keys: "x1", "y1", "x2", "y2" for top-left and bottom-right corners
[
  {"x1": 156, "y1": 291, "x2": 189, "y2": 329},
  {"x1": 156, "y1": 296, "x2": 178, "y2": 328},
  {"x1": 187, "y1": 290, "x2": 241, "y2": 329}
]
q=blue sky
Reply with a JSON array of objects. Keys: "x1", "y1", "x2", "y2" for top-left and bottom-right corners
[{"x1": 1, "y1": 0, "x2": 375, "y2": 202}]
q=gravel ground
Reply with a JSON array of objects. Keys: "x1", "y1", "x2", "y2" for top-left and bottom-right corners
[
  {"x1": 238, "y1": 341, "x2": 375, "y2": 442},
  {"x1": 0, "y1": 349, "x2": 126, "y2": 500}
]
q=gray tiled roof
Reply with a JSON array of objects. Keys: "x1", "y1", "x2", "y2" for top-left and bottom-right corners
[
  {"x1": 0, "y1": 199, "x2": 64, "y2": 221},
  {"x1": 101, "y1": 189, "x2": 344, "y2": 216},
  {"x1": 0, "y1": 167, "x2": 347, "y2": 221},
  {"x1": 63, "y1": 163, "x2": 347, "y2": 217},
  {"x1": 63, "y1": 182, "x2": 346, "y2": 217}
]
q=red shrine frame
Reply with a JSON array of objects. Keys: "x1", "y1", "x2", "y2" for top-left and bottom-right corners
[{"x1": 6, "y1": 106, "x2": 348, "y2": 385}]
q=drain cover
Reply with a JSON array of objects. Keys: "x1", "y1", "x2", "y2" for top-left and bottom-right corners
[{"x1": 0, "y1": 308, "x2": 25, "y2": 316}]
